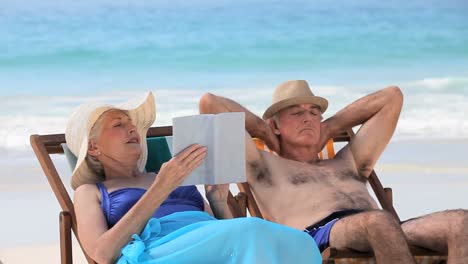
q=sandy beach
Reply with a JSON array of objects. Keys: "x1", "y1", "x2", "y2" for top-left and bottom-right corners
[
  {"x1": 0, "y1": 138, "x2": 467, "y2": 263},
  {"x1": 1, "y1": 0, "x2": 467, "y2": 263},
  {"x1": 0, "y1": 242, "x2": 86, "y2": 264}
]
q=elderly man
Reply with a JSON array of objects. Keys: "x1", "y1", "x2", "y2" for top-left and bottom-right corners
[{"x1": 199, "y1": 80, "x2": 467, "y2": 264}]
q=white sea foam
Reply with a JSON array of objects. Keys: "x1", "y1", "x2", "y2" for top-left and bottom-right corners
[
  {"x1": 406, "y1": 76, "x2": 468, "y2": 91},
  {"x1": 1, "y1": 76, "x2": 468, "y2": 152}
]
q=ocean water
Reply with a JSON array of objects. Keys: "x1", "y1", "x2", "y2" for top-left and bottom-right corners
[
  {"x1": 0, "y1": 0, "x2": 467, "y2": 250},
  {"x1": 1, "y1": 0, "x2": 468, "y2": 152}
]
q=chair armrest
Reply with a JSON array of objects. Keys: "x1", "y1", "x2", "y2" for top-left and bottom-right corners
[
  {"x1": 384, "y1": 187, "x2": 392, "y2": 206},
  {"x1": 234, "y1": 192, "x2": 247, "y2": 217},
  {"x1": 59, "y1": 211, "x2": 72, "y2": 264},
  {"x1": 321, "y1": 247, "x2": 374, "y2": 259},
  {"x1": 409, "y1": 245, "x2": 447, "y2": 256},
  {"x1": 227, "y1": 191, "x2": 246, "y2": 218}
]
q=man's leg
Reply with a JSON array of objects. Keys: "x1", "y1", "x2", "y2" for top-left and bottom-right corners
[
  {"x1": 402, "y1": 209, "x2": 468, "y2": 264},
  {"x1": 328, "y1": 210, "x2": 415, "y2": 264}
]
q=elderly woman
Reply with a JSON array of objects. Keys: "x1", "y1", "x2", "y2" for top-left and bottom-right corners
[{"x1": 65, "y1": 92, "x2": 321, "y2": 264}]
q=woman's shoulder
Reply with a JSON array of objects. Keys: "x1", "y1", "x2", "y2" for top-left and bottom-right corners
[
  {"x1": 75, "y1": 183, "x2": 99, "y2": 193},
  {"x1": 74, "y1": 183, "x2": 100, "y2": 202}
]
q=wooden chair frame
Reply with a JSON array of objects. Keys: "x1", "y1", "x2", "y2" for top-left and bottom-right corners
[
  {"x1": 31, "y1": 127, "x2": 445, "y2": 264},
  {"x1": 236, "y1": 129, "x2": 447, "y2": 263},
  {"x1": 31, "y1": 125, "x2": 249, "y2": 264}
]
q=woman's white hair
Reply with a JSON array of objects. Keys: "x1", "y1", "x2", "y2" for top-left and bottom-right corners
[{"x1": 85, "y1": 109, "x2": 129, "y2": 180}]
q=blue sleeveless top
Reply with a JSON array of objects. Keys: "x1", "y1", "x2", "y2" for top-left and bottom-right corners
[{"x1": 97, "y1": 182, "x2": 205, "y2": 228}]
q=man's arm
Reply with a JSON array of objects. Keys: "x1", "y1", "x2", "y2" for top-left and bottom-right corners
[
  {"x1": 204, "y1": 184, "x2": 233, "y2": 219},
  {"x1": 199, "y1": 93, "x2": 280, "y2": 152},
  {"x1": 199, "y1": 93, "x2": 275, "y2": 182},
  {"x1": 322, "y1": 86, "x2": 403, "y2": 177}
]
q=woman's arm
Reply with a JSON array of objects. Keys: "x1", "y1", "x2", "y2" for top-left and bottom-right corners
[{"x1": 75, "y1": 144, "x2": 207, "y2": 264}]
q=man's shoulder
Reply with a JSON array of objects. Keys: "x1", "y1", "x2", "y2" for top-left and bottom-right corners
[{"x1": 330, "y1": 144, "x2": 354, "y2": 163}]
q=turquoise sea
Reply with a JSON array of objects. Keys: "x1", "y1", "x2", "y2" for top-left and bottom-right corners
[
  {"x1": 0, "y1": 0, "x2": 467, "y2": 252},
  {"x1": 1, "y1": 0, "x2": 468, "y2": 150}
]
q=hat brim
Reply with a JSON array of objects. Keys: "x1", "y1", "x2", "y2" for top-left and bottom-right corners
[
  {"x1": 70, "y1": 92, "x2": 156, "y2": 190},
  {"x1": 262, "y1": 96, "x2": 328, "y2": 120}
]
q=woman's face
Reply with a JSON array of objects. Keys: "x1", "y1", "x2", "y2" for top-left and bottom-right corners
[{"x1": 91, "y1": 109, "x2": 142, "y2": 166}]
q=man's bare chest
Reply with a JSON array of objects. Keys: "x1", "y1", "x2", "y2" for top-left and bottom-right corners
[{"x1": 267, "y1": 158, "x2": 367, "y2": 187}]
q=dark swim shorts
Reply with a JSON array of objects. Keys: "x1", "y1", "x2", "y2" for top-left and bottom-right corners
[{"x1": 304, "y1": 209, "x2": 363, "y2": 252}]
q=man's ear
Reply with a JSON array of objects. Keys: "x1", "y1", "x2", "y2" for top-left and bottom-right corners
[
  {"x1": 87, "y1": 140, "x2": 100, "y2": 157},
  {"x1": 267, "y1": 118, "x2": 281, "y2": 135}
]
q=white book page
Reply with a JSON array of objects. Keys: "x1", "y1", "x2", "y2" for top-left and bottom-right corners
[
  {"x1": 214, "y1": 112, "x2": 246, "y2": 184},
  {"x1": 172, "y1": 113, "x2": 245, "y2": 185},
  {"x1": 173, "y1": 114, "x2": 214, "y2": 185}
]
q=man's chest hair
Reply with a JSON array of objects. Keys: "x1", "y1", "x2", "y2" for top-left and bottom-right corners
[
  {"x1": 249, "y1": 151, "x2": 366, "y2": 186},
  {"x1": 284, "y1": 160, "x2": 366, "y2": 186}
]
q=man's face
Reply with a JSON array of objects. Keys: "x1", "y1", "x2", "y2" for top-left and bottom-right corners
[{"x1": 274, "y1": 104, "x2": 322, "y2": 147}]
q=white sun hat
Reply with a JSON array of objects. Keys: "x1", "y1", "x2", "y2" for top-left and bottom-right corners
[{"x1": 65, "y1": 91, "x2": 156, "y2": 190}]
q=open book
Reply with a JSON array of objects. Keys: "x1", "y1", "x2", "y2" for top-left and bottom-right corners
[{"x1": 172, "y1": 112, "x2": 246, "y2": 185}]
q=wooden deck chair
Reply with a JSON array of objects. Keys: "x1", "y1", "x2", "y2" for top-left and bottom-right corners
[
  {"x1": 237, "y1": 130, "x2": 447, "y2": 264},
  {"x1": 30, "y1": 126, "x2": 247, "y2": 264}
]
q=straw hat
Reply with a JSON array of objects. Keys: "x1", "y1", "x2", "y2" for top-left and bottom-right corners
[
  {"x1": 65, "y1": 92, "x2": 156, "y2": 190},
  {"x1": 263, "y1": 80, "x2": 328, "y2": 120}
]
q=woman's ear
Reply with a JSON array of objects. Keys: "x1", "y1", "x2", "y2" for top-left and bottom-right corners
[
  {"x1": 267, "y1": 118, "x2": 281, "y2": 135},
  {"x1": 87, "y1": 140, "x2": 100, "y2": 157}
]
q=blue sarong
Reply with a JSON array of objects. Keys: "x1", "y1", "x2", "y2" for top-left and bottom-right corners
[{"x1": 117, "y1": 211, "x2": 321, "y2": 264}]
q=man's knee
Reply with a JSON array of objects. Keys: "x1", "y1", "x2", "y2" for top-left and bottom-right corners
[
  {"x1": 445, "y1": 209, "x2": 468, "y2": 237},
  {"x1": 330, "y1": 210, "x2": 403, "y2": 251},
  {"x1": 362, "y1": 210, "x2": 400, "y2": 232}
]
